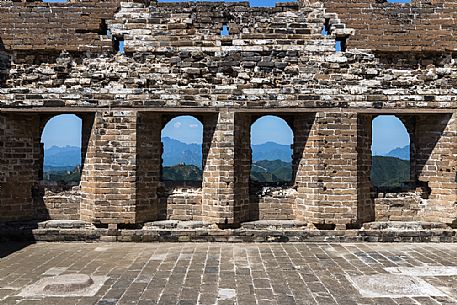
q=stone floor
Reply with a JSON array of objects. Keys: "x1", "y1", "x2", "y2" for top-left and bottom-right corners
[{"x1": 2, "y1": 243, "x2": 457, "y2": 304}]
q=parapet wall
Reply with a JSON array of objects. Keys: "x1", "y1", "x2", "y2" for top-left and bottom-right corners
[
  {"x1": 1, "y1": 0, "x2": 457, "y2": 232},
  {"x1": 316, "y1": 0, "x2": 457, "y2": 52}
]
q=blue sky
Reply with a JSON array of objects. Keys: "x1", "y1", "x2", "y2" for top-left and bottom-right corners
[
  {"x1": 162, "y1": 116, "x2": 203, "y2": 144},
  {"x1": 251, "y1": 116, "x2": 293, "y2": 145},
  {"x1": 42, "y1": 114, "x2": 82, "y2": 148},
  {"x1": 371, "y1": 115, "x2": 409, "y2": 155}
]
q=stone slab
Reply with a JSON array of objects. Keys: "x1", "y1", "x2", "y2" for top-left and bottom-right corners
[
  {"x1": 385, "y1": 266, "x2": 457, "y2": 277},
  {"x1": 348, "y1": 274, "x2": 446, "y2": 298},
  {"x1": 18, "y1": 274, "x2": 108, "y2": 298}
]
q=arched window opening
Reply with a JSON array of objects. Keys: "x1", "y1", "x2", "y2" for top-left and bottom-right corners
[
  {"x1": 371, "y1": 115, "x2": 411, "y2": 190},
  {"x1": 250, "y1": 115, "x2": 293, "y2": 184},
  {"x1": 41, "y1": 114, "x2": 82, "y2": 188},
  {"x1": 161, "y1": 115, "x2": 203, "y2": 182}
]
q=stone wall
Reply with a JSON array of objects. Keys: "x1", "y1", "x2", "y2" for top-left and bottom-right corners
[
  {"x1": 158, "y1": 183, "x2": 202, "y2": 221},
  {"x1": 374, "y1": 191, "x2": 424, "y2": 222},
  {"x1": 39, "y1": 188, "x2": 81, "y2": 221},
  {"x1": 1, "y1": 0, "x2": 457, "y2": 230},
  {"x1": 250, "y1": 186, "x2": 297, "y2": 221}
]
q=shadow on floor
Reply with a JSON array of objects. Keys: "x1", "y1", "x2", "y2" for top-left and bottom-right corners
[{"x1": 0, "y1": 242, "x2": 34, "y2": 259}]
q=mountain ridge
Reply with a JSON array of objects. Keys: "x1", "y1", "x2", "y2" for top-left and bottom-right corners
[
  {"x1": 44, "y1": 138, "x2": 293, "y2": 167},
  {"x1": 385, "y1": 145, "x2": 410, "y2": 160}
]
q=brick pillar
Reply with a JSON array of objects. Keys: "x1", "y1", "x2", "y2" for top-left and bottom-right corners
[
  {"x1": 0, "y1": 113, "x2": 42, "y2": 221},
  {"x1": 80, "y1": 111, "x2": 138, "y2": 225},
  {"x1": 295, "y1": 112, "x2": 359, "y2": 229},
  {"x1": 414, "y1": 114, "x2": 457, "y2": 225},
  {"x1": 234, "y1": 113, "x2": 251, "y2": 223},
  {"x1": 202, "y1": 110, "x2": 242, "y2": 226},
  {"x1": 294, "y1": 113, "x2": 320, "y2": 222},
  {"x1": 357, "y1": 114, "x2": 375, "y2": 224},
  {"x1": 136, "y1": 112, "x2": 162, "y2": 223}
]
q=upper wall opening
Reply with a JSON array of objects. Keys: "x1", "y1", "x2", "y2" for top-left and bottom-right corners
[{"x1": 0, "y1": 37, "x2": 11, "y2": 87}]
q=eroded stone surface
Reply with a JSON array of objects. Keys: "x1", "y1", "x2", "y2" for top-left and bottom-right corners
[
  {"x1": 385, "y1": 266, "x2": 457, "y2": 277},
  {"x1": 218, "y1": 288, "x2": 236, "y2": 301},
  {"x1": 348, "y1": 274, "x2": 446, "y2": 298},
  {"x1": 19, "y1": 273, "x2": 107, "y2": 298}
]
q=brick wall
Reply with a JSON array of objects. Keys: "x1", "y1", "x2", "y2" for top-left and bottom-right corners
[
  {"x1": 315, "y1": 0, "x2": 457, "y2": 52},
  {"x1": 250, "y1": 186, "x2": 297, "y2": 221},
  {"x1": 357, "y1": 114, "x2": 375, "y2": 224},
  {"x1": 158, "y1": 184, "x2": 202, "y2": 221},
  {"x1": 0, "y1": 113, "x2": 41, "y2": 221},
  {"x1": 0, "y1": 0, "x2": 120, "y2": 53},
  {"x1": 374, "y1": 192, "x2": 423, "y2": 222},
  {"x1": 39, "y1": 188, "x2": 81, "y2": 221},
  {"x1": 201, "y1": 111, "x2": 237, "y2": 225}
]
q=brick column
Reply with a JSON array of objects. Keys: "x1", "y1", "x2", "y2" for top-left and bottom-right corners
[
  {"x1": 202, "y1": 110, "x2": 247, "y2": 226},
  {"x1": 294, "y1": 113, "x2": 320, "y2": 222},
  {"x1": 136, "y1": 112, "x2": 162, "y2": 223},
  {"x1": 80, "y1": 111, "x2": 138, "y2": 225},
  {"x1": 357, "y1": 114, "x2": 375, "y2": 224},
  {"x1": 295, "y1": 112, "x2": 359, "y2": 229},
  {"x1": 234, "y1": 113, "x2": 251, "y2": 223}
]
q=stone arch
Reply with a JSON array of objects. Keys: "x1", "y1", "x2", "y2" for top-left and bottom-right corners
[
  {"x1": 160, "y1": 115, "x2": 204, "y2": 182},
  {"x1": 371, "y1": 114, "x2": 412, "y2": 191},
  {"x1": 40, "y1": 114, "x2": 82, "y2": 186},
  {"x1": 249, "y1": 115, "x2": 294, "y2": 185}
]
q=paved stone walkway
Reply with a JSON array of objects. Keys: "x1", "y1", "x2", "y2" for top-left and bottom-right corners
[{"x1": 2, "y1": 243, "x2": 457, "y2": 304}]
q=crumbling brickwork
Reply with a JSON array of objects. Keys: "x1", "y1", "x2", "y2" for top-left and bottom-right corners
[{"x1": 1, "y1": 0, "x2": 457, "y2": 232}]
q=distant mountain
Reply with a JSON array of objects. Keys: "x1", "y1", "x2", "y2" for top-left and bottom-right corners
[
  {"x1": 251, "y1": 142, "x2": 292, "y2": 162},
  {"x1": 372, "y1": 156, "x2": 410, "y2": 188},
  {"x1": 44, "y1": 145, "x2": 81, "y2": 167},
  {"x1": 162, "y1": 137, "x2": 202, "y2": 167},
  {"x1": 162, "y1": 138, "x2": 292, "y2": 166},
  {"x1": 385, "y1": 145, "x2": 410, "y2": 161},
  {"x1": 43, "y1": 139, "x2": 292, "y2": 169}
]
